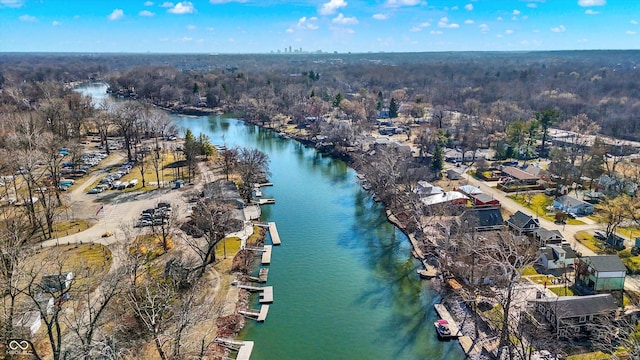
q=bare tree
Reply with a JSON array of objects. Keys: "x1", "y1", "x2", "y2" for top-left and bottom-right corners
[{"x1": 236, "y1": 147, "x2": 270, "y2": 203}]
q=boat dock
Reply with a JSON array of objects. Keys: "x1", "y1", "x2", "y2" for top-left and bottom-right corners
[
  {"x1": 254, "y1": 182, "x2": 273, "y2": 187},
  {"x1": 239, "y1": 304, "x2": 270, "y2": 322},
  {"x1": 247, "y1": 268, "x2": 269, "y2": 283},
  {"x1": 215, "y1": 338, "x2": 254, "y2": 360},
  {"x1": 261, "y1": 245, "x2": 272, "y2": 264},
  {"x1": 458, "y1": 336, "x2": 483, "y2": 358},
  {"x1": 268, "y1": 222, "x2": 281, "y2": 245},
  {"x1": 254, "y1": 188, "x2": 263, "y2": 197},
  {"x1": 258, "y1": 198, "x2": 275, "y2": 205},
  {"x1": 434, "y1": 304, "x2": 462, "y2": 338},
  {"x1": 235, "y1": 284, "x2": 274, "y2": 304}
]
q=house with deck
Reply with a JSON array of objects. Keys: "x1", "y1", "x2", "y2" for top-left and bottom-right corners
[
  {"x1": 534, "y1": 228, "x2": 565, "y2": 246},
  {"x1": 529, "y1": 294, "x2": 618, "y2": 338}
]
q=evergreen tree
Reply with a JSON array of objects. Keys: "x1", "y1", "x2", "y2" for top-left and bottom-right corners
[
  {"x1": 333, "y1": 92, "x2": 344, "y2": 107},
  {"x1": 389, "y1": 97, "x2": 399, "y2": 118}
]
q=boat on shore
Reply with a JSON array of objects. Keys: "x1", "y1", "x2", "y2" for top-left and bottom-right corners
[{"x1": 434, "y1": 319, "x2": 452, "y2": 340}]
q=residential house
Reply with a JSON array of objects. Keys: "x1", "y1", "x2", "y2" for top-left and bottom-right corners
[
  {"x1": 12, "y1": 311, "x2": 41, "y2": 337},
  {"x1": 500, "y1": 166, "x2": 540, "y2": 185},
  {"x1": 594, "y1": 175, "x2": 638, "y2": 197},
  {"x1": 575, "y1": 255, "x2": 627, "y2": 293},
  {"x1": 468, "y1": 193, "x2": 501, "y2": 208},
  {"x1": 507, "y1": 211, "x2": 540, "y2": 235},
  {"x1": 529, "y1": 294, "x2": 617, "y2": 338},
  {"x1": 415, "y1": 181, "x2": 443, "y2": 197},
  {"x1": 553, "y1": 195, "x2": 594, "y2": 216},
  {"x1": 538, "y1": 244, "x2": 578, "y2": 271},
  {"x1": 41, "y1": 272, "x2": 73, "y2": 293},
  {"x1": 460, "y1": 207, "x2": 504, "y2": 232},
  {"x1": 534, "y1": 228, "x2": 564, "y2": 246},
  {"x1": 420, "y1": 191, "x2": 469, "y2": 207},
  {"x1": 523, "y1": 164, "x2": 550, "y2": 181},
  {"x1": 446, "y1": 167, "x2": 466, "y2": 180},
  {"x1": 458, "y1": 185, "x2": 482, "y2": 196}
]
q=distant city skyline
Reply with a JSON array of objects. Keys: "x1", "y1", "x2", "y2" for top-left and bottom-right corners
[{"x1": 1, "y1": 0, "x2": 639, "y2": 53}]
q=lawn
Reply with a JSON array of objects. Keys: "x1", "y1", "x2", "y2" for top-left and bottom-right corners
[
  {"x1": 48, "y1": 219, "x2": 93, "y2": 239},
  {"x1": 508, "y1": 193, "x2": 585, "y2": 225},
  {"x1": 549, "y1": 286, "x2": 574, "y2": 296},
  {"x1": 617, "y1": 226, "x2": 640, "y2": 240},
  {"x1": 521, "y1": 265, "x2": 539, "y2": 276},
  {"x1": 575, "y1": 231, "x2": 605, "y2": 253},
  {"x1": 618, "y1": 249, "x2": 640, "y2": 274},
  {"x1": 567, "y1": 352, "x2": 613, "y2": 360}
]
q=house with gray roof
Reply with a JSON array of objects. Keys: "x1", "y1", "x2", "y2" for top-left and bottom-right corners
[
  {"x1": 529, "y1": 294, "x2": 617, "y2": 338},
  {"x1": 575, "y1": 255, "x2": 626, "y2": 293},
  {"x1": 506, "y1": 210, "x2": 540, "y2": 235},
  {"x1": 538, "y1": 244, "x2": 578, "y2": 271},
  {"x1": 553, "y1": 195, "x2": 594, "y2": 216},
  {"x1": 460, "y1": 207, "x2": 504, "y2": 232},
  {"x1": 534, "y1": 228, "x2": 564, "y2": 246}
]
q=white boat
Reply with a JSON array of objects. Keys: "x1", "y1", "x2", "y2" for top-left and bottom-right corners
[{"x1": 434, "y1": 319, "x2": 452, "y2": 339}]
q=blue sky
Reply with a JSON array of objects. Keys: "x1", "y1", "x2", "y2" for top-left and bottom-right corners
[{"x1": 1, "y1": 0, "x2": 638, "y2": 53}]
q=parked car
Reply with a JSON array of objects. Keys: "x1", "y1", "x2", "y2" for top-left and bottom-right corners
[
  {"x1": 88, "y1": 187, "x2": 103, "y2": 194},
  {"x1": 135, "y1": 220, "x2": 152, "y2": 228}
]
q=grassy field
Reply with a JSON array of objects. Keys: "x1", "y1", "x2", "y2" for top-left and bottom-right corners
[
  {"x1": 575, "y1": 231, "x2": 605, "y2": 253},
  {"x1": 549, "y1": 286, "x2": 574, "y2": 296},
  {"x1": 567, "y1": 352, "x2": 614, "y2": 360},
  {"x1": 48, "y1": 219, "x2": 93, "y2": 239}
]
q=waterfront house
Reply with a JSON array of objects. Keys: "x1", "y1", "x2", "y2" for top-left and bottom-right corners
[
  {"x1": 538, "y1": 244, "x2": 578, "y2": 271},
  {"x1": 553, "y1": 195, "x2": 594, "y2": 216},
  {"x1": 575, "y1": 255, "x2": 626, "y2": 293},
  {"x1": 534, "y1": 228, "x2": 565, "y2": 246},
  {"x1": 12, "y1": 311, "x2": 41, "y2": 337},
  {"x1": 420, "y1": 191, "x2": 468, "y2": 207},
  {"x1": 507, "y1": 211, "x2": 540, "y2": 235},
  {"x1": 41, "y1": 272, "x2": 73, "y2": 293},
  {"x1": 460, "y1": 208, "x2": 504, "y2": 232},
  {"x1": 529, "y1": 294, "x2": 617, "y2": 338}
]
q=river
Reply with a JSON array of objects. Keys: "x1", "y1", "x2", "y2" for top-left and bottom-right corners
[{"x1": 77, "y1": 83, "x2": 464, "y2": 360}]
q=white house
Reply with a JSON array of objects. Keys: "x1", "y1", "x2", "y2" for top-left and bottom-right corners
[{"x1": 538, "y1": 244, "x2": 578, "y2": 271}]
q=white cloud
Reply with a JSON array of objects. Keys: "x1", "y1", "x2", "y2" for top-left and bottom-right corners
[
  {"x1": 373, "y1": 13, "x2": 389, "y2": 20},
  {"x1": 513, "y1": 9, "x2": 520, "y2": 15},
  {"x1": 520, "y1": 40, "x2": 529, "y2": 45},
  {"x1": 19, "y1": 14, "x2": 37, "y2": 22},
  {"x1": 505, "y1": 29, "x2": 514, "y2": 34},
  {"x1": 497, "y1": 16, "x2": 503, "y2": 21},
  {"x1": 108, "y1": 9, "x2": 124, "y2": 21},
  {"x1": 464, "y1": 19, "x2": 474, "y2": 24},
  {"x1": 465, "y1": 3, "x2": 473, "y2": 11},
  {"x1": 207, "y1": 27, "x2": 214, "y2": 31},
  {"x1": 319, "y1": 0, "x2": 347, "y2": 15},
  {"x1": 584, "y1": 9, "x2": 599, "y2": 14},
  {"x1": 139, "y1": 10, "x2": 155, "y2": 16},
  {"x1": 632, "y1": 20, "x2": 639, "y2": 25},
  {"x1": 627, "y1": 30, "x2": 637, "y2": 35},
  {"x1": 144, "y1": 1, "x2": 154, "y2": 6},
  {"x1": 496, "y1": 34, "x2": 504, "y2": 38},
  {"x1": 410, "y1": 22, "x2": 430, "y2": 32},
  {"x1": 297, "y1": 16, "x2": 319, "y2": 30},
  {"x1": 578, "y1": 0, "x2": 606, "y2": 6},
  {"x1": 438, "y1": 17, "x2": 459, "y2": 28},
  {"x1": 430, "y1": 30, "x2": 443, "y2": 35},
  {"x1": 168, "y1": 2, "x2": 195, "y2": 14},
  {"x1": 479, "y1": 23, "x2": 489, "y2": 33},
  {"x1": 52, "y1": 20, "x2": 61, "y2": 26},
  {"x1": 286, "y1": 28, "x2": 294, "y2": 33},
  {"x1": 526, "y1": 3, "x2": 537, "y2": 8},
  {"x1": 332, "y1": 13, "x2": 358, "y2": 25},
  {"x1": 0, "y1": 0, "x2": 24, "y2": 8},
  {"x1": 187, "y1": 24, "x2": 196, "y2": 30},
  {"x1": 179, "y1": 36, "x2": 193, "y2": 42},
  {"x1": 551, "y1": 25, "x2": 566, "y2": 32},
  {"x1": 386, "y1": 0, "x2": 421, "y2": 7},
  {"x1": 210, "y1": 0, "x2": 248, "y2": 3},
  {"x1": 451, "y1": 5, "x2": 459, "y2": 10},
  {"x1": 161, "y1": 2, "x2": 174, "y2": 7}
]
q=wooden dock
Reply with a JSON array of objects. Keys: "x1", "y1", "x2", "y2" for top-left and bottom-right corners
[
  {"x1": 215, "y1": 338, "x2": 254, "y2": 360},
  {"x1": 259, "y1": 268, "x2": 269, "y2": 282},
  {"x1": 458, "y1": 336, "x2": 483, "y2": 358},
  {"x1": 260, "y1": 286, "x2": 273, "y2": 304},
  {"x1": 239, "y1": 304, "x2": 270, "y2": 322},
  {"x1": 254, "y1": 182, "x2": 273, "y2": 187},
  {"x1": 261, "y1": 245, "x2": 272, "y2": 264},
  {"x1": 268, "y1": 222, "x2": 281, "y2": 245},
  {"x1": 434, "y1": 304, "x2": 462, "y2": 338},
  {"x1": 258, "y1": 198, "x2": 275, "y2": 205}
]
